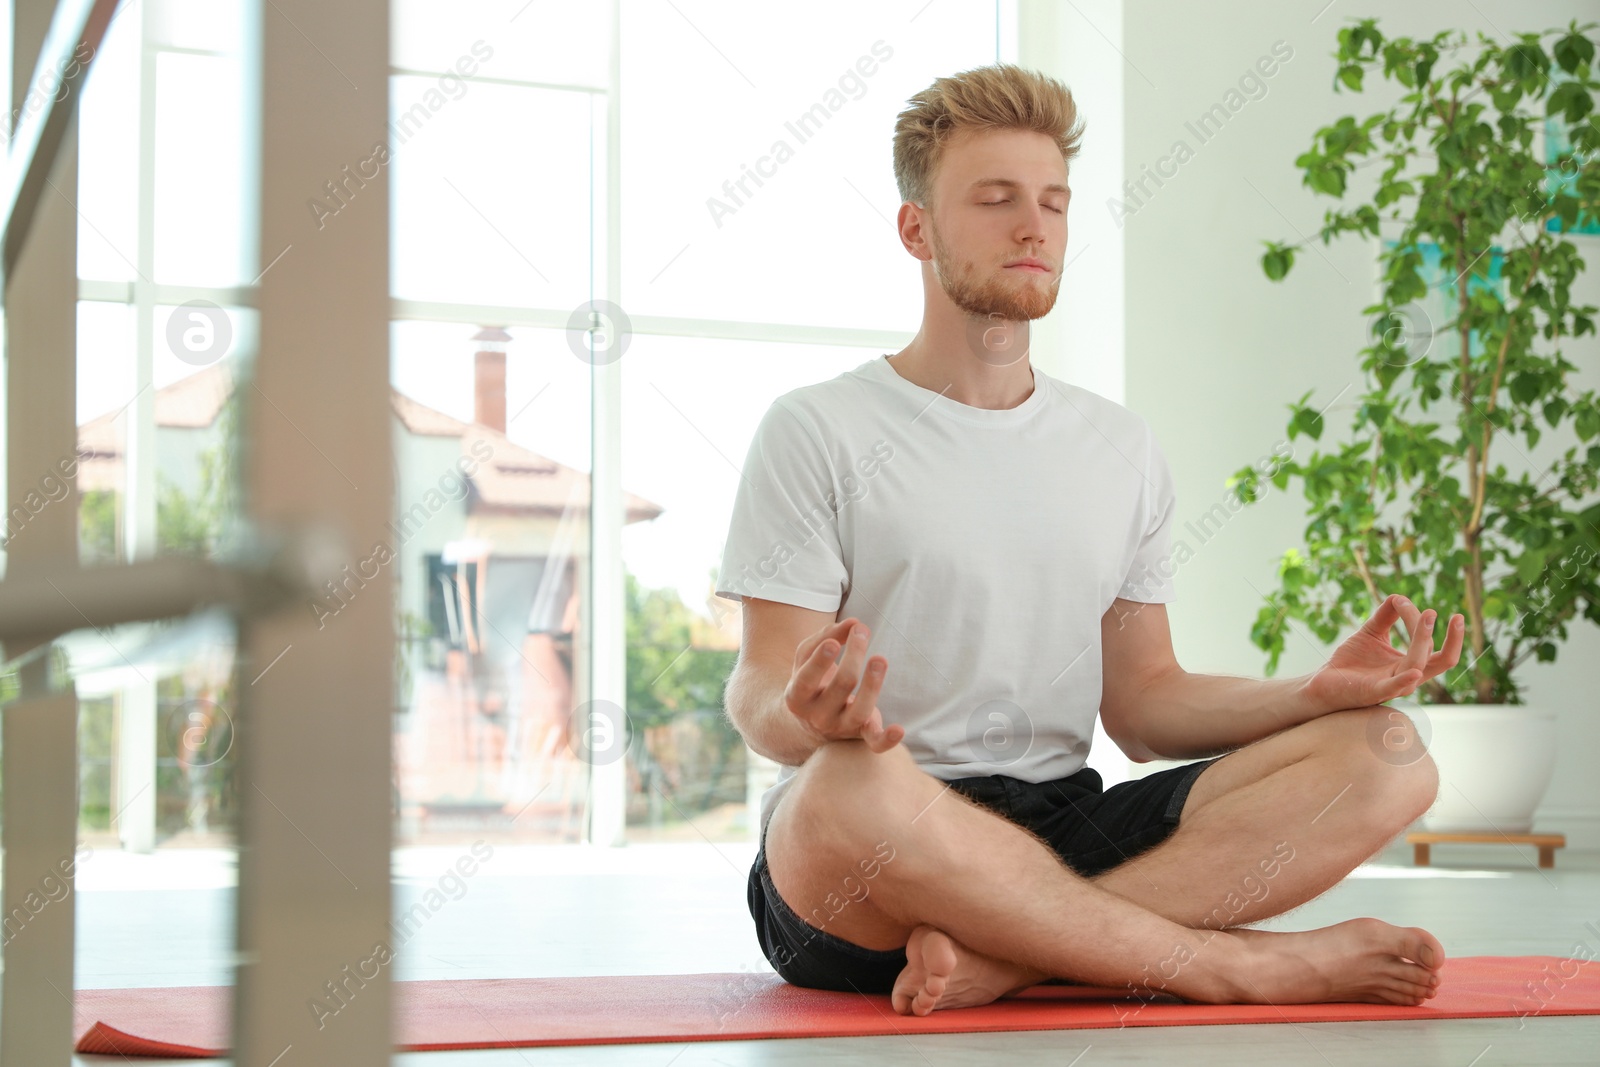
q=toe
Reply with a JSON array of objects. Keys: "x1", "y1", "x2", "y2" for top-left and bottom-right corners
[
  {"x1": 1407, "y1": 929, "x2": 1445, "y2": 970},
  {"x1": 1387, "y1": 960, "x2": 1436, "y2": 986},
  {"x1": 919, "y1": 928, "x2": 959, "y2": 979},
  {"x1": 1386, "y1": 978, "x2": 1434, "y2": 1003}
]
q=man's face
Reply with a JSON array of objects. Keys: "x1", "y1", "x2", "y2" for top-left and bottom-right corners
[{"x1": 920, "y1": 128, "x2": 1070, "y2": 325}]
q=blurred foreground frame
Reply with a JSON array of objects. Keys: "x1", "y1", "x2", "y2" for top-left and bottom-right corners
[{"x1": 0, "y1": 0, "x2": 397, "y2": 1065}]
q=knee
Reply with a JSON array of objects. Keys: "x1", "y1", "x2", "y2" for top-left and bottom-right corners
[
  {"x1": 784, "y1": 739, "x2": 932, "y2": 846},
  {"x1": 1318, "y1": 705, "x2": 1439, "y2": 819},
  {"x1": 796, "y1": 737, "x2": 917, "y2": 798}
]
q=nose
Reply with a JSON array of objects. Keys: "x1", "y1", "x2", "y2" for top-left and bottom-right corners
[{"x1": 1013, "y1": 203, "x2": 1055, "y2": 252}]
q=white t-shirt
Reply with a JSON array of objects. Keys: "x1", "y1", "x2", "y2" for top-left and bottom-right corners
[{"x1": 714, "y1": 354, "x2": 1178, "y2": 839}]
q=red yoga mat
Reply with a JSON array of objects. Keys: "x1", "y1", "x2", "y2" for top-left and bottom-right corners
[{"x1": 75, "y1": 955, "x2": 1600, "y2": 1057}]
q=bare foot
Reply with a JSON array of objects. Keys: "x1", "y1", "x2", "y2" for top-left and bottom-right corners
[
  {"x1": 1218, "y1": 918, "x2": 1445, "y2": 1007},
  {"x1": 890, "y1": 924, "x2": 1046, "y2": 1015}
]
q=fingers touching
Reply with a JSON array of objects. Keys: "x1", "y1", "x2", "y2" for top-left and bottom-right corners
[
  {"x1": 791, "y1": 617, "x2": 896, "y2": 747},
  {"x1": 1381, "y1": 594, "x2": 1466, "y2": 688}
]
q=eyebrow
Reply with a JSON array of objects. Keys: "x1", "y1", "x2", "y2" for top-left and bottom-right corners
[{"x1": 968, "y1": 178, "x2": 1070, "y2": 195}]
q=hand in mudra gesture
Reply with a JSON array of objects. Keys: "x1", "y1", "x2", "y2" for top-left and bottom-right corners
[
  {"x1": 786, "y1": 617, "x2": 903, "y2": 752},
  {"x1": 1306, "y1": 593, "x2": 1466, "y2": 710}
]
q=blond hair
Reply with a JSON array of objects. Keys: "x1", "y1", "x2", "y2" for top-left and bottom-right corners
[{"x1": 892, "y1": 63, "x2": 1085, "y2": 211}]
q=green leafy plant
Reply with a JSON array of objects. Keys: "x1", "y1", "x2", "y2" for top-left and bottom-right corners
[
  {"x1": 158, "y1": 389, "x2": 243, "y2": 557},
  {"x1": 624, "y1": 570, "x2": 741, "y2": 818},
  {"x1": 79, "y1": 488, "x2": 118, "y2": 563},
  {"x1": 1241, "y1": 17, "x2": 1600, "y2": 704}
]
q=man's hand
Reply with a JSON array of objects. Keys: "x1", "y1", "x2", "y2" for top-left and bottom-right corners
[
  {"x1": 786, "y1": 617, "x2": 903, "y2": 753},
  {"x1": 1305, "y1": 593, "x2": 1465, "y2": 711}
]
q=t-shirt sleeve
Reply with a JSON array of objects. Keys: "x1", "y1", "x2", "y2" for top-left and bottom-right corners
[
  {"x1": 1117, "y1": 425, "x2": 1178, "y2": 604},
  {"x1": 713, "y1": 399, "x2": 848, "y2": 614}
]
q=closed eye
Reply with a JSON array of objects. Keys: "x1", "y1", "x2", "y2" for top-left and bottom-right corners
[{"x1": 983, "y1": 199, "x2": 1065, "y2": 214}]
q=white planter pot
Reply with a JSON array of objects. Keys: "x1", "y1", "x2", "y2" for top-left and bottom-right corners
[{"x1": 1399, "y1": 702, "x2": 1559, "y2": 833}]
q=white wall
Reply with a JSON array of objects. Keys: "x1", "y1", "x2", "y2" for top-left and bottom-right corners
[
  {"x1": 1021, "y1": 0, "x2": 1126, "y2": 404},
  {"x1": 1019, "y1": 0, "x2": 1132, "y2": 789},
  {"x1": 1122, "y1": 0, "x2": 1600, "y2": 846}
]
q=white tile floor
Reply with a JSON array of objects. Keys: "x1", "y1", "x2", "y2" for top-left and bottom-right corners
[{"x1": 66, "y1": 838, "x2": 1600, "y2": 1065}]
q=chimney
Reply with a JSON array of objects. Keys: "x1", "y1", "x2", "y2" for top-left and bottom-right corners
[{"x1": 472, "y1": 326, "x2": 511, "y2": 433}]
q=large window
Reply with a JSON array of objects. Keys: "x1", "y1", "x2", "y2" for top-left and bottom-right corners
[
  {"x1": 65, "y1": 0, "x2": 1015, "y2": 861},
  {"x1": 614, "y1": 0, "x2": 1014, "y2": 841},
  {"x1": 67, "y1": 0, "x2": 253, "y2": 994},
  {"x1": 387, "y1": 320, "x2": 594, "y2": 844}
]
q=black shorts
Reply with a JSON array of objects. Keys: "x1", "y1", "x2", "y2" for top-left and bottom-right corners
[{"x1": 746, "y1": 757, "x2": 1223, "y2": 995}]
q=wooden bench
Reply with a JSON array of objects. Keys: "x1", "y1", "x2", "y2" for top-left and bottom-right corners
[{"x1": 1407, "y1": 831, "x2": 1566, "y2": 869}]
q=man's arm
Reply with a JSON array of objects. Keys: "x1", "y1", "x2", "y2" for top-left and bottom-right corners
[
  {"x1": 1100, "y1": 598, "x2": 1328, "y2": 762},
  {"x1": 726, "y1": 658, "x2": 829, "y2": 766},
  {"x1": 724, "y1": 596, "x2": 901, "y2": 765},
  {"x1": 1102, "y1": 594, "x2": 1464, "y2": 761}
]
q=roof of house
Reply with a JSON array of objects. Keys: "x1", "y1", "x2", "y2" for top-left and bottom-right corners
[{"x1": 76, "y1": 360, "x2": 665, "y2": 522}]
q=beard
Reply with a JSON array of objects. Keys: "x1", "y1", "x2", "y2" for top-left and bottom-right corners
[{"x1": 928, "y1": 221, "x2": 1060, "y2": 366}]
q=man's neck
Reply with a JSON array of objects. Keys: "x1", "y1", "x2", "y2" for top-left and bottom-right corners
[{"x1": 887, "y1": 343, "x2": 1036, "y2": 411}]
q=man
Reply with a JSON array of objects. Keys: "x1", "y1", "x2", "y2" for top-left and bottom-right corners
[{"x1": 713, "y1": 63, "x2": 1465, "y2": 1017}]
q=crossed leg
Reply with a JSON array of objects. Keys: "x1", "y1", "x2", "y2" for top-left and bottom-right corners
[
  {"x1": 1088, "y1": 701, "x2": 1437, "y2": 927},
  {"x1": 762, "y1": 704, "x2": 1443, "y2": 1014}
]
